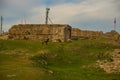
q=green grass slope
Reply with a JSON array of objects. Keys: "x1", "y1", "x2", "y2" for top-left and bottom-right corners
[{"x1": 0, "y1": 39, "x2": 120, "y2": 80}]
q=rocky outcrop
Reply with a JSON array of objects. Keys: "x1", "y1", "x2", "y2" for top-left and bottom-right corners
[{"x1": 97, "y1": 49, "x2": 120, "y2": 73}]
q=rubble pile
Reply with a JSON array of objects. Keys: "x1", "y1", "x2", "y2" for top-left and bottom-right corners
[{"x1": 98, "y1": 49, "x2": 120, "y2": 73}]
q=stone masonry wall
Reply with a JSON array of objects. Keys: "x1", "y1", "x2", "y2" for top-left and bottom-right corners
[
  {"x1": 71, "y1": 28, "x2": 103, "y2": 39},
  {"x1": 8, "y1": 24, "x2": 72, "y2": 42},
  {"x1": 71, "y1": 28, "x2": 120, "y2": 41},
  {"x1": 7, "y1": 25, "x2": 120, "y2": 41}
]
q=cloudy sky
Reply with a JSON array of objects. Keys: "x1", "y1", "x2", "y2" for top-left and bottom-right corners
[{"x1": 0, "y1": 0, "x2": 120, "y2": 32}]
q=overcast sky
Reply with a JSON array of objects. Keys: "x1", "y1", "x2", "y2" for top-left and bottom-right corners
[{"x1": 0, "y1": 0, "x2": 120, "y2": 32}]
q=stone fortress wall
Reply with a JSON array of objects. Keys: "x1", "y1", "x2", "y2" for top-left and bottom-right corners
[
  {"x1": 8, "y1": 24, "x2": 72, "y2": 42},
  {"x1": 1, "y1": 24, "x2": 120, "y2": 42},
  {"x1": 71, "y1": 28, "x2": 120, "y2": 41}
]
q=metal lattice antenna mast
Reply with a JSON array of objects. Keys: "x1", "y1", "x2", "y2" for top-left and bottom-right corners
[
  {"x1": 1, "y1": 16, "x2": 3, "y2": 35},
  {"x1": 24, "y1": 14, "x2": 26, "y2": 24},
  {"x1": 45, "y1": 8, "x2": 50, "y2": 24}
]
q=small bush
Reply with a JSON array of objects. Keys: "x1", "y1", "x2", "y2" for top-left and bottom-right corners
[{"x1": 107, "y1": 57, "x2": 114, "y2": 62}]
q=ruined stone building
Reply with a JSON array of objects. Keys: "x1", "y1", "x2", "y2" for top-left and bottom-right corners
[
  {"x1": 8, "y1": 24, "x2": 120, "y2": 42},
  {"x1": 8, "y1": 24, "x2": 72, "y2": 42}
]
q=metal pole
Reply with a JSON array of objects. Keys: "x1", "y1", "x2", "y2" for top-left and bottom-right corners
[
  {"x1": 45, "y1": 8, "x2": 50, "y2": 24},
  {"x1": 1, "y1": 16, "x2": 2, "y2": 35},
  {"x1": 114, "y1": 17, "x2": 116, "y2": 31},
  {"x1": 114, "y1": 24, "x2": 116, "y2": 31}
]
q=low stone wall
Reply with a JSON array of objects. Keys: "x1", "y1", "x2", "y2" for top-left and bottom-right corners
[
  {"x1": 71, "y1": 28, "x2": 103, "y2": 39},
  {"x1": 71, "y1": 28, "x2": 120, "y2": 41}
]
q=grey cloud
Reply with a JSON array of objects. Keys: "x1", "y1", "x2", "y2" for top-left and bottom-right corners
[
  {"x1": 113, "y1": 0, "x2": 120, "y2": 12},
  {"x1": 1, "y1": 0, "x2": 120, "y2": 32}
]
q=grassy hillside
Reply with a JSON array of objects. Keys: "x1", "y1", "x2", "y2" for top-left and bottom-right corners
[{"x1": 0, "y1": 39, "x2": 120, "y2": 80}]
